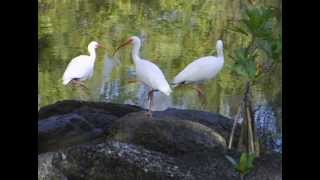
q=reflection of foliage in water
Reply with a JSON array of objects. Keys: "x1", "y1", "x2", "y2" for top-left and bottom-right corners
[
  {"x1": 38, "y1": 0, "x2": 281, "y2": 151},
  {"x1": 255, "y1": 105, "x2": 282, "y2": 153}
]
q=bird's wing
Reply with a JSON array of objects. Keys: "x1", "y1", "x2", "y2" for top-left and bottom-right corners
[
  {"x1": 136, "y1": 59, "x2": 171, "y2": 95},
  {"x1": 173, "y1": 56, "x2": 222, "y2": 84},
  {"x1": 62, "y1": 55, "x2": 92, "y2": 84}
]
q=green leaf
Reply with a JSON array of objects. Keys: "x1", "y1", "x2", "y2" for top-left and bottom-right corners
[
  {"x1": 246, "y1": 61, "x2": 257, "y2": 79},
  {"x1": 235, "y1": 153, "x2": 256, "y2": 175},
  {"x1": 234, "y1": 48, "x2": 248, "y2": 64},
  {"x1": 242, "y1": 6, "x2": 275, "y2": 38},
  {"x1": 235, "y1": 65, "x2": 248, "y2": 77},
  {"x1": 271, "y1": 36, "x2": 282, "y2": 61},
  {"x1": 227, "y1": 26, "x2": 249, "y2": 36}
]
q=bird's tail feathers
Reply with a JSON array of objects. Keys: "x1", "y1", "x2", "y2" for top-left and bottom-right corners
[
  {"x1": 62, "y1": 78, "x2": 71, "y2": 85},
  {"x1": 160, "y1": 86, "x2": 172, "y2": 96}
]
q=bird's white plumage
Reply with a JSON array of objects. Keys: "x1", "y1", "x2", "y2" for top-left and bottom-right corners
[
  {"x1": 173, "y1": 40, "x2": 224, "y2": 85},
  {"x1": 173, "y1": 56, "x2": 223, "y2": 84},
  {"x1": 62, "y1": 55, "x2": 94, "y2": 85},
  {"x1": 135, "y1": 59, "x2": 172, "y2": 96},
  {"x1": 62, "y1": 41, "x2": 99, "y2": 85},
  {"x1": 129, "y1": 36, "x2": 172, "y2": 96}
]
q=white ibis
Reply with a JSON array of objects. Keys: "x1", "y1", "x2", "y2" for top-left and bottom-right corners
[
  {"x1": 113, "y1": 36, "x2": 172, "y2": 116},
  {"x1": 62, "y1": 41, "x2": 103, "y2": 89},
  {"x1": 172, "y1": 40, "x2": 224, "y2": 102}
]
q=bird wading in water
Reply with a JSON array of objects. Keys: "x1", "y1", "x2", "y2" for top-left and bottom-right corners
[
  {"x1": 62, "y1": 41, "x2": 104, "y2": 91},
  {"x1": 172, "y1": 40, "x2": 224, "y2": 104}
]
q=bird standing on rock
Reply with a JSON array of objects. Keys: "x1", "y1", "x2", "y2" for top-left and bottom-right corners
[
  {"x1": 113, "y1": 36, "x2": 172, "y2": 117},
  {"x1": 62, "y1": 41, "x2": 103, "y2": 90},
  {"x1": 172, "y1": 40, "x2": 224, "y2": 103}
]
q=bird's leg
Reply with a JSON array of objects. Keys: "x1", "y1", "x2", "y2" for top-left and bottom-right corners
[
  {"x1": 72, "y1": 79, "x2": 89, "y2": 91},
  {"x1": 77, "y1": 80, "x2": 89, "y2": 90},
  {"x1": 193, "y1": 84, "x2": 205, "y2": 96},
  {"x1": 127, "y1": 79, "x2": 138, "y2": 84},
  {"x1": 78, "y1": 82, "x2": 89, "y2": 92},
  {"x1": 71, "y1": 79, "x2": 90, "y2": 96},
  {"x1": 70, "y1": 80, "x2": 77, "y2": 90},
  {"x1": 145, "y1": 89, "x2": 156, "y2": 118},
  {"x1": 192, "y1": 85, "x2": 207, "y2": 105},
  {"x1": 70, "y1": 79, "x2": 78, "y2": 87}
]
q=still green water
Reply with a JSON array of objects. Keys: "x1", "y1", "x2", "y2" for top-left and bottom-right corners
[{"x1": 38, "y1": 0, "x2": 281, "y2": 141}]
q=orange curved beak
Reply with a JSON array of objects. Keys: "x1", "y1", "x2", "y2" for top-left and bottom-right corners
[
  {"x1": 97, "y1": 44, "x2": 105, "y2": 49},
  {"x1": 112, "y1": 39, "x2": 133, "y2": 56}
]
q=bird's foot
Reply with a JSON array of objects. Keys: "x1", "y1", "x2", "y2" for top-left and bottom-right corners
[{"x1": 194, "y1": 85, "x2": 205, "y2": 97}]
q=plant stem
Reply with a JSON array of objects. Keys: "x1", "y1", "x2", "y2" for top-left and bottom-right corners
[
  {"x1": 228, "y1": 102, "x2": 242, "y2": 149},
  {"x1": 238, "y1": 81, "x2": 255, "y2": 154},
  {"x1": 248, "y1": 95, "x2": 260, "y2": 157},
  {"x1": 246, "y1": 103, "x2": 255, "y2": 154},
  {"x1": 240, "y1": 174, "x2": 244, "y2": 180}
]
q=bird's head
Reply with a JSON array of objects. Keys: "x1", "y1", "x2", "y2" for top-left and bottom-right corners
[
  {"x1": 216, "y1": 40, "x2": 223, "y2": 50},
  {"x1": 88, "y1": 41, "x2": 104, "y2": 50},
  {"x1": 113, "y1": 36, "x2": 141, "y2": 56}
]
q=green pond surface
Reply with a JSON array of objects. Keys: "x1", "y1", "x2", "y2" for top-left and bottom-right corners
[{"x1": 39, "y1": 0, "x2": 282, "y2": 151}]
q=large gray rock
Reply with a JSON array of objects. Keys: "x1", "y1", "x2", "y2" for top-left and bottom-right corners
[
  {"x1": 38, "y1": 141, "x2": 194, "y2": 180},
  {"x1": 109, "y1": 112, "x2": 227, "y2": 157},
  {"x1": 38, "y1": 140, "x2": 281, "y2": 180},
  {"x1": 153, "y1": 108, "x2": 239, "y2": 146},
  {"x1": 38, "y1": 100, "x2": 239, "y2": 154},
  {"x1": 38, "y1": 100, "x2": 281, "y2": 180},
  {"x1": 38, "y1": 101, "x2": 142, "y2": 154}
]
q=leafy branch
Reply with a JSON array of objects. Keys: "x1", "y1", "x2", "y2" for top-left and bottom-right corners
[{"x1": 226, "y1": 5, "x2": 281, "y2": 157}]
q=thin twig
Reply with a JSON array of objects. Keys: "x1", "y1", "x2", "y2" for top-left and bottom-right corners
[{"x1": 228, "y1": 102, "x2": 242, "y2": 149}]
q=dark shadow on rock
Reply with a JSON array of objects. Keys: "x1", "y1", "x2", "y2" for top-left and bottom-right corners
[
  {"x1": 246, "y1": 153, "x2": 282, "y2": 180},
  {"x1": 38, "y1": 107, "x2": 118, "y2": 154}
]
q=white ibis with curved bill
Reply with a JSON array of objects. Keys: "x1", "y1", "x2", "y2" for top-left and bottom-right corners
[
  {"x1": 172, "y1": 40, "x2": 224, "y2": 102},
  {"x1": 62, "y1": 41, "x2": 104, "y2": 89},
  {"x1": 113, "y1": 36, "x2": 172, "y2": 117}
]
